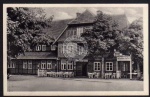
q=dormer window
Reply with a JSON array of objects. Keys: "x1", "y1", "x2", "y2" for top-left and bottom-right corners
[
  {"x1": 36, "y1": 45, "x2": 41, "y2": 51},
  {"x1": 36, "y1": 45, "x2": 47, "y2": 51},
  {"x1": 42, "y1": 45, "x2": 46, "y2": 51}
]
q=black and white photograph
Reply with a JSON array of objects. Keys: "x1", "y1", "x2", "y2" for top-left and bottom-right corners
[{"x1": 3, "y1": 4, "x2": 148, "y2": 96}]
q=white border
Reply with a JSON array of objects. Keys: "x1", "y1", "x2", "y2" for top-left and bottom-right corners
[{"x1": 3, "y1": 4, "x2": 149, "y2": 96}]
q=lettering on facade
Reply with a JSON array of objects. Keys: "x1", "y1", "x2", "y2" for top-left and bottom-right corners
[{"x1": 117, "y1": 56, "x2": 131, "y2": 61}]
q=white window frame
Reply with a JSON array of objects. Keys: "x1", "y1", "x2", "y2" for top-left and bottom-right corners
[
  {"x1": 77, "y1": 27, "x2": 83, "y2": 36},
  {"x1": 8, "y1": 62, "x2": 15, "y2": 68},
  {"x1": 36, "y1": 45, "x2": 41, "y2": 51},
  {"x1": 28, "y1": 60, "x2": 32, "y2": 69},
  {"x1": 41, "y1": 60, "x2": 46, "y2": 69},
  {"x1": 61, "y1": 63, "x2": 66, "y2": 70},
  {"x1": 63, "y1": 45, "x2": 67, "y2": 54},
  {"x1": 94, "y1": 62, "x2": 101, "y2": 71},
  {"x1": 67, "y1": 62, "x2": 73, "y2": 70},
  {"x1": 23, "y1": 60, "x2": 28, "y2": 69},
  {"x1": 106, "y1": 62, "x2": 113, "y2": 71},
  {"x1": 42, "y1": 45, "x2": 46, "y2": 51},
  {"x1": 47, "y1": 60, "x2": 52, "y2": 69}
]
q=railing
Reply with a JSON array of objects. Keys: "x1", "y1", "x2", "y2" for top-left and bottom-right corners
[{"x1": 38, "y1": 69, "x2": 74, "y2": 78}]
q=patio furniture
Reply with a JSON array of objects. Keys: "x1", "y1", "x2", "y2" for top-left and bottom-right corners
[
  {"x1": 121, "y1": 72, "x2": 127, "y2": 78},
  {"x1": 88, "y1": 72, "x2": 94, "y2": 78},
  {"x1": 94, "y1": 73, "x2": 100, "y2": 78},
  {"x1": 57, "y1": 72, "x2": 63, "y2": 77},
  {"x1": 46, "y1": 72, "x2": 51, "y2": 77},
  {"x1": 104, "y1": 73, "x2": 109, "y2": 79},
  {"x1": 63, "y1": 72, "x2": 69, "y2": 78},
  {"x1": 111, "y1": 73, "x2": 116, "y2": 79},
  {"x1": 52, "y1": 72, "x2": 57, "y2": 77},
  {"x1": 104, "y1": 73, "x2": 112, "y2": 79}
]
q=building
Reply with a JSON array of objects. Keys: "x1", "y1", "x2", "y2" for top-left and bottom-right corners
[{"x1": 8, "y1": 9, "x2": 133, "y2": 79}]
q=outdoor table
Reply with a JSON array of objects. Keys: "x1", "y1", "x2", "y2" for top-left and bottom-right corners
[{"x1": 128, "y1": 73, "x2": 138, "y2": 79}]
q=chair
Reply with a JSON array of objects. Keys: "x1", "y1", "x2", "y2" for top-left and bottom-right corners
[
  {"x1": 108, "y1": 73, "x2": 112, "y2": 79},
  {"x1": 88, "y1": 72, "x2": 94, "y2": 78},
  {"x1": 52, "y1": 72, "x2": 57, "y2": 77},
  {"x1": 111, "y1": 73, "x2": 116, "y2": 79},
  {"x1": 104, "y1": 73, "x2": 108, "y2": 79},
  {"x1": 64, "y1": 72, "x2": 69, "y2": 78},
  {"x1": 46, "y1": 72, "x2": 51, "y2": 77},
  {"x1": 94, "y1": 73, "x2": 100, "y2": 78}
]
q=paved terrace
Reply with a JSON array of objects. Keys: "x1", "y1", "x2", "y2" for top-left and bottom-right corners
[{"x1": 8, "y1": 75, "x2": 143, "y2": 91}]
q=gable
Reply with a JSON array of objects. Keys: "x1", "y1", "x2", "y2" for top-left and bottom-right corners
[{"x1": 51, "y1": 10, "x2": 130, "y2": 43}]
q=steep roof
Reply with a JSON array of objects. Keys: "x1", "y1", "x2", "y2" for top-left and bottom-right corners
[
  {"x1": 111, "y1": 14, "x2": 129, "y2": 30},
  {"x1": 16, "y1": 52, "x2": 57, "y2": 59},
  {"x1": 69, "y1": 9, "x2": 95, "y2": 24},
  {"x1": 51, "y1": 10, "x2": 129, "y2": 44},
  {"x1": 43, "y1": 19, "x2": 73, "y2": 39}
]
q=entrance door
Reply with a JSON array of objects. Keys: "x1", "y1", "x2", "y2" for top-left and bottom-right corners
[{"x1": 76, "y1": 62, "x2": 87, "y2": 77}]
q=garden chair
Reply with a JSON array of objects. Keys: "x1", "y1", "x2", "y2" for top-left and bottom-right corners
[
  {"x1": 111, "y1": 73, "x2": 116, "y2": 79},
  {"x1": 104, "y1": 73, "x2": 109, "y2": 79},
  {"x1": 88, "y1": 72, "x2": 94, "y2": 78},
  {"x1": 68, "y1": 72, "x2": 74, "y2": 78},
  {"x1": 46, "y1": 72, "x2": 51, "y2": 77},
  {"x1": 52, "y1": 72, "x2": 57, "y2": 77},
  {"x1": 94, "y1": 72, "x2": 100, "y2": 78}
]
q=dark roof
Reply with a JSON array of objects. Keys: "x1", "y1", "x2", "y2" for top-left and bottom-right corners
[
  {"x1": 111, "y1": 14, "x2": 129, "y2": 30},
  {"x1": 43, "y1": 19, "x2": 73, "y2": 39},
  {"x1": 16, "y1": 52, "x2": 57, "y2": 59},
  {"x1": 51, "y1": 10, "x2": 129, "y2": 43},
  {"x1": 69, "y1": 9, "x2": 95, "y2": 24}
]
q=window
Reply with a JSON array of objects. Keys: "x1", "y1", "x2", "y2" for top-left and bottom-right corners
[
  {"x1": 63, "y1": 45, "x2": 67, "y2": 54},
  {"x1": 41, "y1": 60, "x2": 46, "y2": 69},
  {"x1": 72, "y1": 30, "x2": 76, "y2": 36},
  {"x1": 106, "y1": 62, "x2": 113, "y2": 71},
  {"x1": 94, "y1": 62, "x2": 101, "y2": 71},
  {"x1": 51, "y1": 45, "x2": 56, "y2": 51},
  {"x1": 42, "y1": 45, "x2": 46, "y2": 51},
  {"x1": 47, "y1": 60, "x2": 52, "y2": 69},
  {"x1": 28, "y1": 60, "x2": 32, "y2": 69},
  {"x1": 78, "y1": 45, "x2": 84, "y2": 55},
  {"x1": 68, "y1": 45, "x2": 73, "y2": 53},
  {"x1": 61, "y1": 63, "x2": 66, "y2": 70},
  {"x1": 68, "y1": 62, "x2": 73, "y2": 70},
  {"x1": 36, "y1": 45, "x2": 41, "y2": 51},
  {"x1": 23, "y1": 61, "x2": 28, "y2": 69},
  {"x1": 77, "y1": 27, "x2": 83, "y2": 36},
  {"x1": 8, "y1": 62, "x2": 15, "y2": 68}
]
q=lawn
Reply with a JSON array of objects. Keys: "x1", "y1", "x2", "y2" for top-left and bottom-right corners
[{"x1": 7, "y1": 75, "x2": 143, "y2": 91}]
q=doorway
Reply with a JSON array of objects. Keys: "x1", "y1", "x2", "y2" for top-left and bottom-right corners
[{"x1": 76, "y1": 62, "x2": 87, "y2": 77}]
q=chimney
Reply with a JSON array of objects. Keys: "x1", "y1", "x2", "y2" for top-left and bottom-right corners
[
  {"x1": 76, "y1": 12, "x2": 81, "y2": 18},
  {"x1": 97, "y1": 10, "x2": 102, "y2": 15}
]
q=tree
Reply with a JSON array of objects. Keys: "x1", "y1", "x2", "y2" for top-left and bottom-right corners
[
  {"x1": 118, "y1": 17, "x2": 143, "y2": 76},
  {"x1": 82, "y1": 11, "x2": 121, "y2": 58},
  {"x1": 81, "y1": 11, "x2": 121, "y2": 78},
  {"x1": 7, "y1": 7, "x2": 54, "y2": 63}
]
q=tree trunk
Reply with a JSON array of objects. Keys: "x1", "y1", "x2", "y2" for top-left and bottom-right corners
[{"x1": 137, "y1": 63, "x2": 141, "y2": 79}]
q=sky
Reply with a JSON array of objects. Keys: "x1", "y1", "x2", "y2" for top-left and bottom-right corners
[{"x1": 43, "y1": 7, "x2": 143, "y2": 23}]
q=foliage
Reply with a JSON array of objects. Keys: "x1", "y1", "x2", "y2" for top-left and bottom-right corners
[
  {"x1": 119, "y1": 18, "x2": 143, "y2": 71},
  {"x1": 81, "y1": 11, "x2": 121, "y2": 58},
  {"x1": 7, "y1": 7, "x2": 54, "y2": 60}
]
